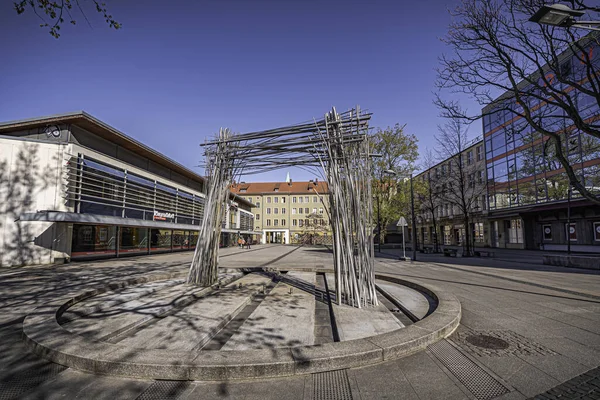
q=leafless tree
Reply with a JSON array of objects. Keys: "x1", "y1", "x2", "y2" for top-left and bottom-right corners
[
  {"x1": 436, "y1": 0, "x2": 600, "y2": 205},
  {"x1": 435, "y1": 119, "x2": 487, "y2": 256}
]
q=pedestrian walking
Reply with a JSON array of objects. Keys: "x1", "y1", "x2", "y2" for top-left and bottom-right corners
[{"x1": 246, "y1": 237, "x2": 251, "y2": 249}]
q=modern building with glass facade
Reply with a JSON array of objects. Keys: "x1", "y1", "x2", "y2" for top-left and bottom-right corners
[
  {"x1": 231, "y1": 178, "x2": 330, "y2": 245},
  {"x1": 483, "y1": 49, "x2": 600, "y2": 252},
  {"x1": 0, "y1": 112, "x2": 255, "y2": 267}
]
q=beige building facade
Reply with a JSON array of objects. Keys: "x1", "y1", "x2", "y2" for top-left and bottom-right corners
[{"x1": 231, "y1": 179, "x2": 330, "y2": 245}]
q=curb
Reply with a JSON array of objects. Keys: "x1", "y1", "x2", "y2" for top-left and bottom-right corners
[{"x1": 23, "y1": 271, "x2": 461, "y2": 381}]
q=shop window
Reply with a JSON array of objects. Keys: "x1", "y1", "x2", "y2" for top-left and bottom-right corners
[
  {"x1": 71, "y1": 224, "x2": 117, "y2": 257},
  {"x1": 150, "y1": 229, "x2": 172, "y2": 252},
  {"x1": 542, "y1": 224, "x2": 552, "y2": 241},
  {"x1": 120, "y1": 227, "x2": 149, "y2": 253},
  {"x1": 509, "y1": 219, "x2": 523, "y2": 243},
  {"x1": 594, "y1": 222, "x2": 600, "y2": 241},
  {"x1": 566, "y1": 223, "x2": 577, "y2": 241}
]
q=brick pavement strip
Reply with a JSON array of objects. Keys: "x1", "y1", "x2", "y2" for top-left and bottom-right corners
[
  {"x1": 530, "y1": 366, "x2": 600, "y2": 399},
  {"x1": 452, "y1": 327, "x2": 557, "y2": 357}
]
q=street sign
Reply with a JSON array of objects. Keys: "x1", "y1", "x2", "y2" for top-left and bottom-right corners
[{"x1": 397, "y1": 217, "x2": 408, "y2": 227}]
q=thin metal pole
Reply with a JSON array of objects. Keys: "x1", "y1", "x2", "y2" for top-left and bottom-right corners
[
  {"x1": 377, "y1": 195, "x2": 381, "y2": 253},
  {"x1": 410, "y1": 175, "x2": 417, "y2": 261},
  {"x1": 567, "y1": 186, "x2": 571, "y2": 255},
  {"x1": 402, "y1": 226, "x2": 406, "y2": 259}
]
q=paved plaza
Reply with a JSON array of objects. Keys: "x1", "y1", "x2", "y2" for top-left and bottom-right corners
[{"x1": 1, "y1": 245, "x2": 599, "y2": 399}]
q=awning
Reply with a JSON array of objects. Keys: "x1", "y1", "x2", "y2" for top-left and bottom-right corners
[{"x1": 19, "y1": 211, "x2": 255, "y2": 235}]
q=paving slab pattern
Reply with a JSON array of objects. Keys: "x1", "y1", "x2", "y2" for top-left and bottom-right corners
[
  {"x1": 222, "y1": 271, "x2": 316, "y2": 350},
  {"x1": 3, "y1": 245, "x2": 600, "y2": 399}
]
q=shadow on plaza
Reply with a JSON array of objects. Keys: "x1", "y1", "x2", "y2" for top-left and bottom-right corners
[{"x1": 0, "y1": 259, "x2": 322, "y2": 397}]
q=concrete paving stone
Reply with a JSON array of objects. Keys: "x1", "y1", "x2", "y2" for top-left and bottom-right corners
[
  {"x1": 548, "y1": 327, "x2": 600, "y2": 348},
  {"x1": 116, "y1": 274, "x2": 272, "y2": 351},
  {"x1": 222, "y1": 272, "x2": 315, "y2": 350},
  {"x1": 352, "y1": 361, "x2": 420, "y2": 400},
  {"x1": 18, "y1": 368, "x2": 151, "y2": 400},
  {"x1": 476, "y1": 356, "x2": 560, "y2": 398},
  {"x1": 516, "y1": 354, "x2": 590, "y2": 382},
  {"x1": 491, "y1": 390, "x2": 528, "y2": 400},
  {"x1": 333, "y1": 300, "x2": 403, "y2": 341},
  {"x1": 227, "y1": 375, "x2": 306, "y2": 400},
  {"x1": 376, "y1": 280, "x2": 430, "y2": 319},
  {"x1": 459, "y1": 309, "x2": 512, "y2": 330},
  {"x1": 533, "y1": 302, "x2": 600, "y2": 322},
  {"x1": 396, "y1": 351, "x2": 470, "y2": 400},
  {"x1": 533, "y1": 337, "x2": 600, "y2": 368},
  {"x1": 184, "y1": 381, "x2": 250, "y2": 400}
]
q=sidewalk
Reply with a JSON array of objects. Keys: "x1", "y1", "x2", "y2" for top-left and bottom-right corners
[{"x1": 1, "y1": 247, "x2": 599, "y2": 399}]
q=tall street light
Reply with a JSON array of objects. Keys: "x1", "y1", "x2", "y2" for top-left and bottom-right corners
[
  {"x1": 529, "y1": 4, "x2": 600, "y2": 31},
  {"x1": 385, "y1": 169, "x2": 417, "y2": 261}
]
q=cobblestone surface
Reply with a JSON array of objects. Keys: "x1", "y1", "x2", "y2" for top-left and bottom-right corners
[
  {"x1": 451, "y1": 327, "x2": 557, "y2": 357},
  {"x1": 530, "y1": 366, "x2": 600, "y2": 399}
]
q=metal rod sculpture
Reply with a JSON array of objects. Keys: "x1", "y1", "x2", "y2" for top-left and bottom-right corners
[{"x1": 187, "y1": 107, "x2": 378, "y2": 307}]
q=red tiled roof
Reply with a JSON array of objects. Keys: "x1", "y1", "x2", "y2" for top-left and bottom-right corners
[{"x1": 230, "y1": 181, "x2": 329, "y2": 195}]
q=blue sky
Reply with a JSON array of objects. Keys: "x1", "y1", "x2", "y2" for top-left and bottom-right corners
[{"x1": 0, "y1": 0, "x2": 483, "y2": 181}]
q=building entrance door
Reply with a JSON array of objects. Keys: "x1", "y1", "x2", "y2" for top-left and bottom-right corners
[
  {"x1": 266, "y1": 231, "x2": 284, "y2": 244},
  {"x1": 493, "y1": 221, "x2": 499, "y2": 247}
]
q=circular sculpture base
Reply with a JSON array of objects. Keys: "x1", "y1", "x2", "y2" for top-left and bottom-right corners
[{"x1": 22, "y1": 270, "x2": 461, "y2": 381}]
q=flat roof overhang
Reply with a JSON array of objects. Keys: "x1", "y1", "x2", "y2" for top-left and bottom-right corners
[{"x1": 18, "y1": 211, "x2": 256, "y2": 235}]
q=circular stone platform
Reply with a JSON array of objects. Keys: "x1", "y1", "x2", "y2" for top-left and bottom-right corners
[{"x1": 22, "y1": 270, "x2": 461, "y2": 381}]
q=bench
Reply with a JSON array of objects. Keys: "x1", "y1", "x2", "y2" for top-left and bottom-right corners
[
  {"x1": 443, "y1": 248, "x2": 458, "y2": 257},
  {"x1": 474, "y1": 251, "x2": 495, "y2": 258}
]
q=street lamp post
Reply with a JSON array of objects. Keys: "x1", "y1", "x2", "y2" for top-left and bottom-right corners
[{"x1": 530, "y1": 4, "x2": 600, "y2": 31}]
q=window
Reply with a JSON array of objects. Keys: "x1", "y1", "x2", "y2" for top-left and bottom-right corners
[
  {"x1": 320, "y1": 219, "x2": 325, "y2": 226},
  {"x1": 240, "y1": 189, "x2": 247, "y2": 193},
  {"x1": 312, "y1": 208, "x2": 317, "y2": 213},
  {"x1": 274, "y1": 188, "x2": 279, "y2": 192},
  {"x1": 542, "y1": 224, "x2": 552, "y2": 241},
  {"x1": 566, "y1": 223, "x2": 577, "y2": 241},
  {"x1": 299, "y1": 197, "x2": 303, "y2": 203},
  {"x1": 292, "y1": 208, "x2": 297, "y2": 214},
  {"x1": 305, "y1": 196, "x2": 309, "y2": 203},
  {"x1": 594, "y1": 222, "x2": 600, "y2": 241},
  {"x1": 292, "y1": 197, "x2": 297, "y2": 203},
  {"x1": 256, "y1": 214, "x2": 260, "y2": 221},
  {"x1": 274, "y1": 197, "x2": 279, "y2": 203},
  {"x1": 299, "y1": 208, "x2": 303, "y2": 214},
  {"x1": 467, "y1": 151, "x2": 474, "y2": 165},
  {"x1": 266, "y1": 208, "x2": 271, "y2": 214},
  {"x1": 267, "y1": 197, "x2": 272, "y2": 203},
  {"x1": 319, "y1": 208, "x2": 324, "y2": 214},
  {"x1": 305, "y1": 208, "x2": 309, "y2": 214},
  {"x1": 313, "y1": 196, "x2": 317, "y2": 202},
  {"x1": 443, "y1": 226, "x2": 451, "y2": 245},
  {"x1": 478, "y1": 171, "x2": 484, "y2": 184},
  {"x1": 282, "y1": 207, "x2": 286, "y2": 214},
  {"x1": 274, "y1": 219, "x2": 279, "y2": 226},
  {"x1": 256, "y1": 202, "x2": 260, "y2": 208},
  {"x1": 468, "y1": 173, "x2": 475, "y2": 188},
  {"x1": 476, "y1": 145, "x2": 483, "y2": 161},
  {"x1": 282, "y1": 197, "x2": 286, "y2": 203},
  {"x1": 299, "y1": 219, "x2": 303, "y2": 227},
  {"x1": 293, "y1": 219, "x2": 297, "y2": 226},
  {"x1": 509, "y1": 219, "x2": 523, "y2": 243},
  {"x1": 281, "y1": 219, "x2": 286, "y2": 226},
  {"x1": 266, "y1": 219, "x2": 272, "y2": 226},
  {"x1": 274, "y1": 208, "x2": 279, "y2": 214},
  {"x1": 305, "y1": 219, "x2": 309, "y2": 226},
  {"x1": 481, "y1": 195, "x2": 487, "y2": 211},
  {"x1": 474, "y1": 222, "x2": 484, "y2": 243}
]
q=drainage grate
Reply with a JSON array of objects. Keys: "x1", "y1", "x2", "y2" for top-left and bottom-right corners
[
  {"x1": 313, "y1": 369, "x2": 353, "y2": 400},
  {"x1": 428, "y1": 340, "x2": 509, "y2": 400},
  {"x1": 135, "y1": 380, "x2": 190, "y2": 400},
  {"x1": 0, "y1": 362, "x2": 67, "y2": 400}
]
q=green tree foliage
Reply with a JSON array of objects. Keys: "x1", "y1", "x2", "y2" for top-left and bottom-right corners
[
  {"x1": 371, "y1": 124, "x2": 419, "y2": 243},
  {"x1": 13, "y1": 0, "x2": 120, "y2": 38}
]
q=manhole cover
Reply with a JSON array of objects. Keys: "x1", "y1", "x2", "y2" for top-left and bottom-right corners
[{"x1": 465, "y1": 334, "x2": 509, "y2": 350}]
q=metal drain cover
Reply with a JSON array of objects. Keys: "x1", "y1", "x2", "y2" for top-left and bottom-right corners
[{"x1": 466, "y1": 334, "x2": 509, "y2": 350}]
